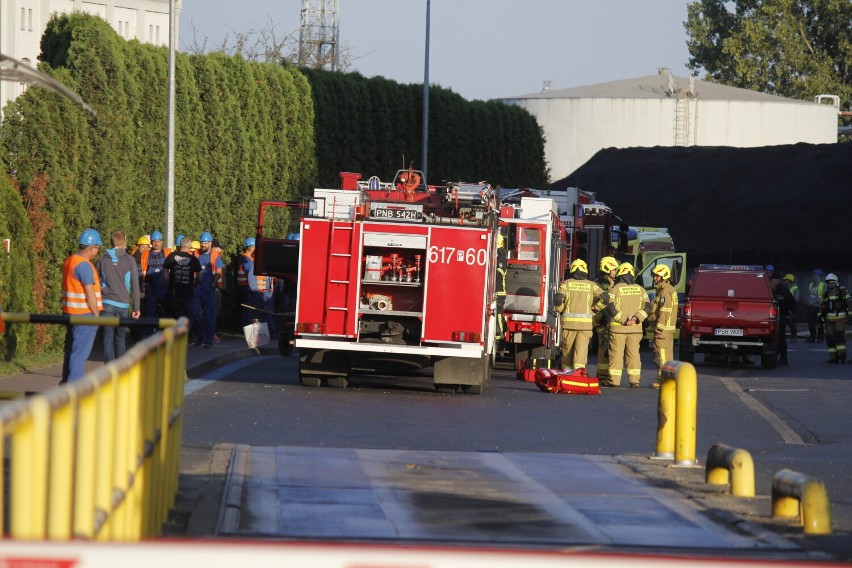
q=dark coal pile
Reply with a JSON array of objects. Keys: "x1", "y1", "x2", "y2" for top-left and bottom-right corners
[{"x1": 551, "y1": 143, "x2": 852, "y2": 271}]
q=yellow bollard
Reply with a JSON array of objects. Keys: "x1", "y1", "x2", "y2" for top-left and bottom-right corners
[
  {"x1": 705, "y1": 443, "x2": 755, "y2": 497},
  {"x1": 653, "y1": 362, "x2": 677, "y2": 459},
  {"x1": 772, "y1": 469, "x2": 832, "y2": 535},
  {"x1": 654, "y1": 361, "x2": 699, "y2": 466}
]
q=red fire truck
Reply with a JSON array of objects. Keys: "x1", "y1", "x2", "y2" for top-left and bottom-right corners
[
  {"x1": 255, "y1": 169, "x2": 501, "y2": 394},
  {"x1": 497, "y1": 188, "x2": 626, "y2": 370}
]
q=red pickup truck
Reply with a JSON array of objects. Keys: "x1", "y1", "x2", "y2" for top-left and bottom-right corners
[{"x1": 679, "y1": 265, "x2": 780, "y2": 369}]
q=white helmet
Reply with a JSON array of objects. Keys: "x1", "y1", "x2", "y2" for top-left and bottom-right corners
[{"x1": 825, "y1": 273, "x2": 838, "y2": 283}]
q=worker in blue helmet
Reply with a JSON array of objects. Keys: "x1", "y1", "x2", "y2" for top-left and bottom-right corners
[
  {"x1": 237, "y1": 237, "x2": 258, "y2": 327},
  {"x1": 139, "y1": 230, "x2": 172, "y2": 336},
  {"x1": 60, "y1": 229, "x2": 104, "y2": 383},
  {"x1": 193, "y1": 231, "x2": 225, "y2": 347}
]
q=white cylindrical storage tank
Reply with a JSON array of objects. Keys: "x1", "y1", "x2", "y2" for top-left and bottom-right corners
[{"x1": 501, "y1": 69, "x2": 839, "y2": 183}]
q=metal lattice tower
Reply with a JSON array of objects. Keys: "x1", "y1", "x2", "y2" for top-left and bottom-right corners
[{"x1": 298, "y1": 0, "x2": 340, "y2": 71}]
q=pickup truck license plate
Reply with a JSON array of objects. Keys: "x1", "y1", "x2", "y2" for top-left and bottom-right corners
[{"x1": 714, "y1": 328, "x2": 743, "y2": 336}]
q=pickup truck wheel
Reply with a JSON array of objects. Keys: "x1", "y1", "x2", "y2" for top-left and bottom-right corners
[
  {"x1": 761, "y1": 353, "x2": 778, "y2": 369},
  {"x1": 678, "y1": 342, "x2": 694, "y2": 364}
]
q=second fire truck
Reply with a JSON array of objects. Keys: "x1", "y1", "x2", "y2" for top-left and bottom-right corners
[{"x1": 497, "y1": 187, "x2": 627, "y2": 370}]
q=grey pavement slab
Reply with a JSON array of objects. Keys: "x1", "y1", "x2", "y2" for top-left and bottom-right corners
[{"x1": 218, "y1": 445, "x2": 804, "y2": 553}]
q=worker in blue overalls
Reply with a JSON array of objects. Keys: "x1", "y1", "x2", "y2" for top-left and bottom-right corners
[{"x1": 193, "y1": 231, "x2": 225, "y2": 348}]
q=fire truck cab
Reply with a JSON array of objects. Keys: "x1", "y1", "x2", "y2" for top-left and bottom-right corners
[{"x1": 257, "y1": 170, "x2": 501, "y2": 394}]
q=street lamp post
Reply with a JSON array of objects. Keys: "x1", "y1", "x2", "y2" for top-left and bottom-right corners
[
  {"x1": 421, "y1": 0, "x2": 430, "y2": 184},
  {"x1": 166, "y1": 0, "x2": 176, "y2": 247}
]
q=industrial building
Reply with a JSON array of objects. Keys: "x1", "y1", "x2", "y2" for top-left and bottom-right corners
[
  {"x1": 501, "y1": 68, "x2": 840, "y2": 182},
  {"x1": 0, "y1": 0, "x2": 180, "y2": 112}
]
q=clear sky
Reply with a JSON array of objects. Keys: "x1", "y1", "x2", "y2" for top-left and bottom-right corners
[{"x1": 179, "y1": 0, "x2": 696, "y2": 102}]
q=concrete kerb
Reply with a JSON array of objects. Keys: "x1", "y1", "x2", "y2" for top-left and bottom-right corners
[{"x1": 184, "y1": 344, "x2": 278, "y2": 379}]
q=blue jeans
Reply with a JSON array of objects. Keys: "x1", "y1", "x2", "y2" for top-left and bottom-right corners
[
  {"x1": 101, "y1": 303, "x2": 129, "y2": 361},
  {"x1": 193, "y1": 287, "x2": 217, "y2": 345},
  {"x1": 61, "y1": 322, "x2": 99, "y2": 383}
]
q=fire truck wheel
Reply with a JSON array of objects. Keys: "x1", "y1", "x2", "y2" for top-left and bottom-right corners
[
  {"x1": 299, "y1": 374, "x2": 322, "y2": 387},
  {"x1": 328, "y1": 376, "x2": 350, "y2": 388}
]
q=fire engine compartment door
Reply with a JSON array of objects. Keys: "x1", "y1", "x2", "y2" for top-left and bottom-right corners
[
  {"x1": 296, "y1": 219, "x2": 362, "y2": 337},
  {"x1": 422, "y1": 227, "x2": 491, "y2": 343}
]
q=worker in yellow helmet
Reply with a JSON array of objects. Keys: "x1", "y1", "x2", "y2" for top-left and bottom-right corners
[
  {"x1": 554, "y1": 258, "x2": 608, "y2": 372},
  {"x1": 602, "y1": 262, "x2": 651, "y2": 388},
  {"x1": 592, "y1": 256, "x2": 619, "y2": 382},
  {"x1": 646, "y1": 264, "x2": 678, "y2": 388}
]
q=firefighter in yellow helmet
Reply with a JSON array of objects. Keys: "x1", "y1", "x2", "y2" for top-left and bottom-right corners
[
  {"x1": 554, "y1": 258, "x2": 608, "y2": 371},
  {"x1": 602, "y1": 262, "x2": 651, "y2": 388},
  {"x1": 819, "y1": 273, "x2": 848, "y2": 363},
  {"x1": 646, "y1": 264, "x2": 678, "y2": 388},
  {"x1": 593, "y1": 256, "x2": 619, "y2": 381}
]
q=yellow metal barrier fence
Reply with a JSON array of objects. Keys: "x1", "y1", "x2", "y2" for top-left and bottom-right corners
[{"x1": 0, "y1": 316, "x2": 189, "y2": 540}]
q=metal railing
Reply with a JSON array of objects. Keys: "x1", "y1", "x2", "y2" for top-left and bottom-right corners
[{"x1": 0, "y1": 315, "x2": 189, "y2": 540}]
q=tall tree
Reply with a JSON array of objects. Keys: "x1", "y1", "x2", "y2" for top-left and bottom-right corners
[{"x1": 684, "y1": 0, "x2": 852, "y2": 108}]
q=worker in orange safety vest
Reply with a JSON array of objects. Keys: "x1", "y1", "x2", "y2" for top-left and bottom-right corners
[{"x1": 61, "y1": 228, "x2": 103, "y2": 383}]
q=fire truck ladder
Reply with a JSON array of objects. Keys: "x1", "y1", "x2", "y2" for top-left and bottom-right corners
[{"x1": 323, "y1": 196, "x2": 358, "y2": 335}]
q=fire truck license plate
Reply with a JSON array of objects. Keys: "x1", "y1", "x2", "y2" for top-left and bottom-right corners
[
  {"x1": 371, "y1": 207, "x2": 422, "y2": 220},
  {"x1": 714, "y1": 328, "x2": 743, "y2": 336}
]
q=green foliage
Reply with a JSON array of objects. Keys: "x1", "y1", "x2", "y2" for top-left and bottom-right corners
[
  {"x1": 0, "y1": 172, "x2": 37, "y2": 359},
  {"x1": 303, "y1": 69, "x2": 549, "y2": 188},
  {"x1": 685, "y1": 0, "x2": 852, "y2": 108}
]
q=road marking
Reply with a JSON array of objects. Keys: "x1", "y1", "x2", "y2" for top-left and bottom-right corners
[
  {"x1": 184, "y1": 357, "x2": 276, "y2": 396},
  {"x1": 720, "y1": 376, "x2": 806, "y2": 445},
  {"x1": 745, "y1": 388, "x2": 809, "y2": 393}
]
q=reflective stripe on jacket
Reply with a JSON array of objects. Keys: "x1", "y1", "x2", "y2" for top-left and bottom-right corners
[
  {"x1": 821, "y1": 286, "x2": 849, "y2": 322},
  {"x1": 650, "y1": 281, "x2": 678, "y2": 333},
  {"x1": 237, "y1": 253, "x2": 251, "y2": 286},
  {"x1": 608, "y1": 283, "x2": 650, "y2": 334},
  {"x1": 556, "y1": 277, "x2": 604, "y2": 330},
  {"x1": 62, "y1": 253, "x2": 102, "y2": 315}
]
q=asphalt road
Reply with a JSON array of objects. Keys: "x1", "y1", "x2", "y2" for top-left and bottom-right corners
[{"x1": 175, "y1": 338, "x2": 852, "y2": 556}]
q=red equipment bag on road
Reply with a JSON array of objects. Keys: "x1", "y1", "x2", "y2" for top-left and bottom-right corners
[
  {"x1": 534, "y1": 368, "x2": 601, "y2": 395},
  {"x1": 518, "y1": 357, "x2": 551, "y2": 382}
]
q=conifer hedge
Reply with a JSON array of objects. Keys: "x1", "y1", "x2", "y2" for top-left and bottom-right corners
[
  {"x1": 303, "y1": 69, "x2": 549, "y2": 188},
  {"x1": 0, "y1": 13, "x2": 548, "y2": 356}
]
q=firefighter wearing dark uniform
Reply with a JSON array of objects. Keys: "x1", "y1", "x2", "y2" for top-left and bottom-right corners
[
  {"x1": 647, "y1": 264, "x2": 678, "y2": 388},
  {"x1": 819, "y1": 273, "x2": 848, "y2": 364},
  {"x1": 604, "y1": 262, "x2": 651, "y2": 388},
  {"x1": 592, "y1": 256, "x2": 619, "y2": 381},
  {"x1": 555, "y1": 259, "x2": 607, "y2": 371}
]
